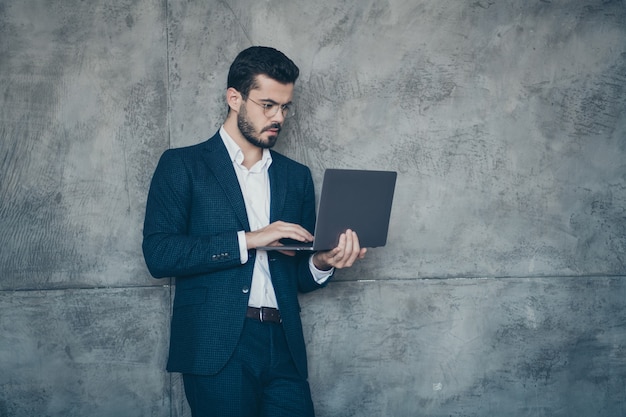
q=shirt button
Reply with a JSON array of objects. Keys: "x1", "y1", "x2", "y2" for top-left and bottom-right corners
[{"x1": 242, "y1": 286, "x2": 250, "y2": 294}]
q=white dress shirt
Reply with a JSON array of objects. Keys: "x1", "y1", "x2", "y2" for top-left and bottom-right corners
[{"x1": 220, "y1": 127, "x2": 333, "y2": 309}]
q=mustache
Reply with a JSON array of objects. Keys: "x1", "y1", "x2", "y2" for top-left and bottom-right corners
[{"x1": 261, "y1": 123, "x2": 282, "y2": 133}]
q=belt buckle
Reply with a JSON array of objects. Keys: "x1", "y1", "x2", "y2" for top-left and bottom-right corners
[{"x1": 259, "y1": 307, "x2": 265, "y2": 323}]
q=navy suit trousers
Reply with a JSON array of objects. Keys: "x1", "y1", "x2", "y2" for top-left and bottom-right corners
[{"x1": 183, "y1": 318, "x2": 315, "y2": 417}]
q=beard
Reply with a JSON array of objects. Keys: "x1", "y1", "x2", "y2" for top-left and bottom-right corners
[{"x1": 237, "y1": 103, "x2": 281, "y2": 149}]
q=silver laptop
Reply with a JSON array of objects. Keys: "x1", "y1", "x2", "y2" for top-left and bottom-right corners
[{"x1": 258, "y1": 169, "x2": 397, "y2": 251}]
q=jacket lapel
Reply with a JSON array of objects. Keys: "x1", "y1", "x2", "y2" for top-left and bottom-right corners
[
  {"x1": 202, "y1": 133, "x2": 251, "y2": 231},
  {"x1": 268, "y1": 157, "x2": 287, "y2": 222}
]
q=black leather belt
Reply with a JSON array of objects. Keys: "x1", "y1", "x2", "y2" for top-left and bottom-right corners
[{"x1": 246, "y1": 306, "x2": 282, "y2": 323}]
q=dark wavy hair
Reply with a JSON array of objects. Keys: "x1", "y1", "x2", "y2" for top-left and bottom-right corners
[{"x1": 227, "y1": 46, "x2": 300, "y2": 99}]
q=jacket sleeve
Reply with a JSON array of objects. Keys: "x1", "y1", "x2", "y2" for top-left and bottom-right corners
[{"x1": 142, "y1": 150, "x2": 242, "y2": 278}]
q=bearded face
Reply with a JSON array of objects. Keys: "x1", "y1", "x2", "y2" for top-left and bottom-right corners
[{"x1": 237, "y1": 101, "x2": 281, "y2": 149}]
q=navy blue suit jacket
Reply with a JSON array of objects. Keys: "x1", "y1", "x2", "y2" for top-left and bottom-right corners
[{"x1": 142, "y1": 131, "x2": 329, "y2": 378}]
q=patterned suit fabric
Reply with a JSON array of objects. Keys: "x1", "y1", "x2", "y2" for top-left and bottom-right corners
[{"x1": 142, "y1": 131, "x2": 328, "y2": 379}]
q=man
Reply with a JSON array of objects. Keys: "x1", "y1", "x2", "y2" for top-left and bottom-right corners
[{"x1": 142, "y1": 46, "x2": 366, "y2": 417}]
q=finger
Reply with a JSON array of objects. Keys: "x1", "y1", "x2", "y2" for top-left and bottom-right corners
[
  {"x1": 342, "y1": 230, "x2": 364, "y2": 267},
  {"x1": 254, "y1": 221, "x2": 313, "y2": 248},
  {"x1": 327, "y1": 232, "x2": 350, "y2": 268},
  {"x1": 281, "y1": 223, "x2": 314, "y2": 242},
  {"x1": 332, "y1": 233, "x2": 347, "y2": 265},
  {"x1": 342, "y1": 231, "x2": 361, "y2": 267}
]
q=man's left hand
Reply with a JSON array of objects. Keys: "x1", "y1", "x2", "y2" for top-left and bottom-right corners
[{"x1": 312, "y1": 229, "x2": 367, "y2": 271}]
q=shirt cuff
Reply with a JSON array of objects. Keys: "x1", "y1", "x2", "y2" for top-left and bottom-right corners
[
  {"x1": 237, "y1": 230, "x2": 248, "y2": 264},
  {"x1": 309, "y1": 255, "x2": 334, "y2": 284}
]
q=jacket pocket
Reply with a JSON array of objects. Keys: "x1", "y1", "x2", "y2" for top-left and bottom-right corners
[{"x1": 173, "y1": 287, "x2": 208, "y2": 309}]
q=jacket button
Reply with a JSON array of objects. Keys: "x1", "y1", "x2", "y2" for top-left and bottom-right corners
[{"x1": 242, "y1": 286, "x2": 250, "y2": 294}]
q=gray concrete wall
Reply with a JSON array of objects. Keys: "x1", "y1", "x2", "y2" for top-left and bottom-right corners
[{"x1": 1, "y1": 0, "x2": 624, "y2": 416}]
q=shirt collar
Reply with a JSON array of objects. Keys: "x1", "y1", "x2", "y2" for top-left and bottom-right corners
[{"x1": 220, "y1": 126, "x2": 272, "y2": 171}]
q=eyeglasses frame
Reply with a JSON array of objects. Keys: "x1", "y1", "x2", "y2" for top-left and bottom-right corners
[{"x1": 246, "y1": 97, "x2": 295, "y2": 118}]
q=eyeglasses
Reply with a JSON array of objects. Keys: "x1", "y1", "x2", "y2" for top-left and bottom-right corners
[{"x1": 246, "y1": 97, "x2": 295, "y2": 119}]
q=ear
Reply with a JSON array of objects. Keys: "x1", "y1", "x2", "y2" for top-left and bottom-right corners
[{"x1": 226, "y1": 87, "x2": 241, "y2": 113}]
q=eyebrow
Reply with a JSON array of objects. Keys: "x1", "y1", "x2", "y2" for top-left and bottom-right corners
[{"x1": 258, "y1": 98, "x2": 292, "y2": 106}]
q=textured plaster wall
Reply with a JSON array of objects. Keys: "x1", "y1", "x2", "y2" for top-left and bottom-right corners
[{"x1": 1, "y1": 0, "x2": 625, "y2": 416}]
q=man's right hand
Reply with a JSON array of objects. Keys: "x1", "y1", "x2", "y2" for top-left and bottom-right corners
[{"x1": 245, "y1": 221, "x2": 313, "y2": 251}]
